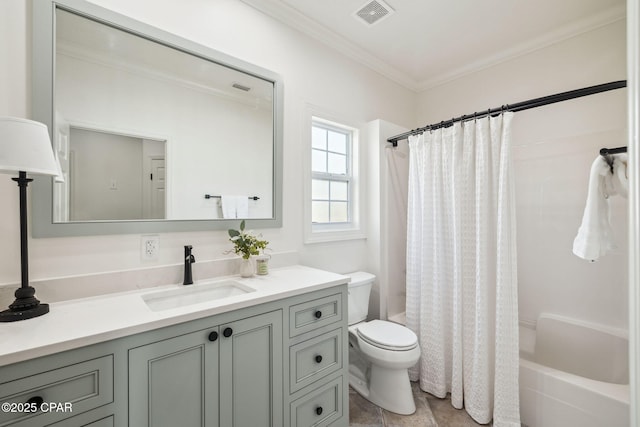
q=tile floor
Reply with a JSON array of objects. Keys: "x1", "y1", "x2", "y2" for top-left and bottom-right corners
[{"x1": 349, "y1": 382, "x2": 491, "y2": 427}]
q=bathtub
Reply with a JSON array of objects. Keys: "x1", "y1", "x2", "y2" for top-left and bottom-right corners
[{"x1": 519, "y1": 313, "x2": 629, "y2": 427}]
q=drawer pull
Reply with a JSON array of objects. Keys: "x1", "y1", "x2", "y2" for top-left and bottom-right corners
[
  {"x1": 315, "y1": 406, "x2": 323, "y2": 416},
  {"x1": 314, "y1": 310, "x2": 322, "y2": 319},
  {"x1": 208, "y1": 331, "x2": 218, "y2": 342},
  {"x1": 26, "y1": 396, "x2": 44, "y2": 410},
  {"x1": 223, "y1": 327, "x2": 233, "y2": 338},
  {"x1": 315, "y1": 355, "x2": 323, "y2": 363}
]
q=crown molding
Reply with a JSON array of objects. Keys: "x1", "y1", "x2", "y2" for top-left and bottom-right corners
[
  {"x1": 240, "y1": 0, "x2": 625, "y2": 94},
  {"x1": 416, "y1": 3, "x2": 626, "y2": 91}
]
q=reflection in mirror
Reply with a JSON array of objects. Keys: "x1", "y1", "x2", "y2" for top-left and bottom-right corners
[
  {"x1": 54, "y1": 126, "x2": 166, "y2": 221},
  {"x1": 52, "y1": 8, "x2": 275, "y2": 223}
]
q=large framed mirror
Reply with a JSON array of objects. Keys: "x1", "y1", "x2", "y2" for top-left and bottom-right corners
[{"x1": 31, "y1": 0, "x2": 283, "y2": 237}]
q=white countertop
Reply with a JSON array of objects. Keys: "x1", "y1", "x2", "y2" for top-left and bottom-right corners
[{"x1": 0, "y1": 265, "x2": 348, "y2": 367}]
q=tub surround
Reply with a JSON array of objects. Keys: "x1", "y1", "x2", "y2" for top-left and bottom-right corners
[{"x1": 0, "y1": 264, "x2": 345, "y2": 367}]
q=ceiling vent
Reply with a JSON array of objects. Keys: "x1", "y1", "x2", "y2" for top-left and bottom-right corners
[{"x1": 354, "y1": 0, "x2": 394, "y2": 26}]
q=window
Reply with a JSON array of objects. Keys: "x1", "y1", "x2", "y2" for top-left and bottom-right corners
[
  {"x1": 304, "y1": 111, "x2": 364, "y2": 244},
  {"x1": 311, "y1": 120, "x2": 352, "y2": 226}
]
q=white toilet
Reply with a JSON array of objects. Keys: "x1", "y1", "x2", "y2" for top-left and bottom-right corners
[{"x1": 346, "y1": 272, "x2": 421, "y2": 415}]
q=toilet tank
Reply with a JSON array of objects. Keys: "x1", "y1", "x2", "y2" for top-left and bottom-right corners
[{"x1": 346, "y1": 271, "x2": 376, "y2": 325}]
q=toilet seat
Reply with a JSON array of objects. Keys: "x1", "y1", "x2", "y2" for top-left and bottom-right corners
[{"x1": 356, "y1": 320, "x2": 418, "y2": 351}]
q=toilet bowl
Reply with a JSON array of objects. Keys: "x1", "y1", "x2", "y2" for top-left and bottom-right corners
[{"x1": 346, "y1": 272, "x2": 421, "y2": 415}]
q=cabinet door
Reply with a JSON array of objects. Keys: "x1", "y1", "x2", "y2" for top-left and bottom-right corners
[
  {"x1": 129, "y1": 328, "x2": 219, "y2": 427},
  {"x1": 219, "y1": 310, "x2": 283, "y2": 427}
]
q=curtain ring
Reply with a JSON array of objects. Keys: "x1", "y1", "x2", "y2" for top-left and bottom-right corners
[{"x1": 473, "y1": 112, "x2": 477, "y2": 122}]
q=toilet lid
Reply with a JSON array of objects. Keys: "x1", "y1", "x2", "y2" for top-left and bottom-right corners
[{"x1": 356, "y1": 320, "x2": 418, "y2": 351}]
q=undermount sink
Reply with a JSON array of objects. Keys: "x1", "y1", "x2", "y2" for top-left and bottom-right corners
[{"x1": 142, "y1": 280, "x2": 255, "y2": 312}]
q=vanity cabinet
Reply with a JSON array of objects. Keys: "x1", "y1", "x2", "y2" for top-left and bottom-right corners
[
  {"x1": 0, "y1": 279, "x2": 348, "y2": 427},
  {"x1": 128, "y1": 310, "x2": 282, "y2": 427},
  {"x1": 0, "y1": 344, "x2": 119, "y2": 427},
  {"x1": 285, "y1": 291, "x2": 347, "y2": 427}
]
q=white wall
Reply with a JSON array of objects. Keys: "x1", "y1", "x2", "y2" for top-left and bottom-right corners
[
  {"x1": 415, "y1": 20, "x2": 628, "y2": 330},
  {"x1": 0, "y1": 0, "x2": 415, "y2": 292},
  {"x1": 69, "y1": 128, "x2": 144, "y2": 220}
]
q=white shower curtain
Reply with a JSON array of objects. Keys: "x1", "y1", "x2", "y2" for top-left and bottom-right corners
[{"x1": 405, "y1": 112, "x2": 520, "y2": 426}]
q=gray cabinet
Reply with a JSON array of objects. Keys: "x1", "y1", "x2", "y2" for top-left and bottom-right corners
[
  {"x1": 0, "y1": 352, "x2": 116, "y2": 427},
  {"x1": 290, "y1": 377, "x2": 344, "y2": 427},
  {"x1": 285, "y1": 291, "x2": 349, "y2": 427},
  {"x1": 128, "y1": 328, "x2": 218, "y2": 427},
  {"x1": 219, "y1": 311, "x2": 282, "y2": 427},
  {"x1": 128, "y1": 310, "x2": 282, "y2": 427},
  {"x1": 0, "y1": 282, "x2": 347, "y2": 427}
]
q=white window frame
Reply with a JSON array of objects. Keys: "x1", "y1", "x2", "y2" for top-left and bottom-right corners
[
  {"x1": 311, "y1": 121, "x2": 353, "y2": 227},
  {"x1": 303, "y1": 107, "x2": 365, "y2": 244}
]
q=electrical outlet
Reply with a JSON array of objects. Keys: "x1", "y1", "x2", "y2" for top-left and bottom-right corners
[{"x1": 141, "y1": 235, "x2": 159, "y2": 261}]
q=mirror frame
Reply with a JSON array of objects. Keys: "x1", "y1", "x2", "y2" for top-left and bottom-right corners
[{"x1": 31, "y1": 0, "x2": 283, "y2": 237}]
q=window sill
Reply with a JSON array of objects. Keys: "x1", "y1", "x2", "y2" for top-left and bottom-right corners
[{"x1": 304, "y1": 228, "x2": 367, "y2": 244}]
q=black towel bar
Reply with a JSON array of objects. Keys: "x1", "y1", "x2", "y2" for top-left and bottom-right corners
[
  {"x1": 204, "y1": 194, "x2": 260, "y2": 201},
  {"x1": 599, "y1": 146, "x2": 627, "y2": 173}
]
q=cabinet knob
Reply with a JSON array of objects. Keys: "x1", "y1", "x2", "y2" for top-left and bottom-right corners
[
  {"x1": 315, "y1": 406, "x2": 323, "y2": 416},
  {"x1": 314, "y1": 310, "x2": 322, "y2": 319},
  {"x1": 208, "y1": 331, "x2": 218, "y2": 342},
  {"x1": 26, "y1": 396, "x2": 44, "y2": 410},
  {"x1": 315, "y1": 355, "x2": 323, "y2": 363},
  {"x1": 223, "y1": 327, "x2": 233, "y2": 337}
]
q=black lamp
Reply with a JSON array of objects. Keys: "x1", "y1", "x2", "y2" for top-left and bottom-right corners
[{"x1": 0, "y1": 117, "x2": 60, "y2": 322}]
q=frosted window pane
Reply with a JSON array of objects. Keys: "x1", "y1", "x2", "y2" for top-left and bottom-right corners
[
  {"x1": 312, "y1": 149, "x2": 327, "y2": 173},
  {"x1": 328, "y1": 153, "x2": 346, "y2": 174},
  {"x1": 330, "y1": 202, "x2": 348, "y2": 222},
  {"x1": 328, "y1": 131, "x2": 347, "y2": 153},
  {"x1": 312, "y1": 201, "x2": 329, "y2": 223},
  {"x1": 312, "y1": 127, "x2": 326, "y2": 149},
  {"x1": 331, "y1": 181, "x2": 348, "y2": 201},
  {"x1": 312, "y1": 179, "x2": 329, "y2": 199}
]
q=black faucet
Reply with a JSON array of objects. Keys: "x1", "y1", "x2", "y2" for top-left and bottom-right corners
[{"x1": 183, "y1": 245, "x2": 195, "y2": 285}]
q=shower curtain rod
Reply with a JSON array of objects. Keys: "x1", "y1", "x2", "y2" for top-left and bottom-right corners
[{"x1": 387, "y1": 80, "x2": 627, "y2": 146}]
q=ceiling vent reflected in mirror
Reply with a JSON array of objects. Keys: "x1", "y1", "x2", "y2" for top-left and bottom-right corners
[
  {"x1": 232, "y1": 82, "x2": 251, "y2": 91},
  {"x1": 354, "y1": 0, "x2": 394, "y2": 26}
]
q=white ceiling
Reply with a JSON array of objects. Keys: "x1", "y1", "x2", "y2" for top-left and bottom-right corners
[{"x1": 241, "y1": 0, "x2": 625, "y2": 92}]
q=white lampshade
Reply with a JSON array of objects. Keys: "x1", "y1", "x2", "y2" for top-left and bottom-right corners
[{"x1": 0, "y1": 117, "x2": 59, "y2": 176}]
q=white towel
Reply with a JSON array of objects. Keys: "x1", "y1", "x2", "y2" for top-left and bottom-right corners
[
  {"x1": 221, "y1": 195, "x2": 249, "y2": 219},
  {"x1": 612, "y1": 154, "x2": 628, "y2": 199},
  {"x1": 236, "y1": 196, "x2": 249, "y2": 218},
  {"x1": 221, "y1": 195, "x2": 239, "y2": 219},
  {"x1": 572, "y1": 156, "x2": 617, "y2": 261}
]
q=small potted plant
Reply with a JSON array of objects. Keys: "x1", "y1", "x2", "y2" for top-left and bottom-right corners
[{"x1": 227, "y1": 220, "x2": 269, "y2": 277}]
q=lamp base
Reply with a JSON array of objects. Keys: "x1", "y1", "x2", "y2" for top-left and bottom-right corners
[{"x1": 0, "y1": 286, "x2": 49, "y2": 322}]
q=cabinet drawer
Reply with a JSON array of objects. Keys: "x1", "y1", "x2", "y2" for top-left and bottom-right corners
[
  {"x1": 290, "y1": 376, "x2": 343, "y2": 427},
  {"x1": 0, "y1": 355, "x2": 113, "y2": 427},
  {"x1": 50, "y1": 414, "x2": 113, "y2": 427},
  {"x1": 84, "y1": 416, "x2": 113, "y2": 427},
  {"x1": 289, "y1": 293, "x2": 342, "y2": 337},
  {"x1": 290, "y1": 329, "x2": 342, "y2": 393}
]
